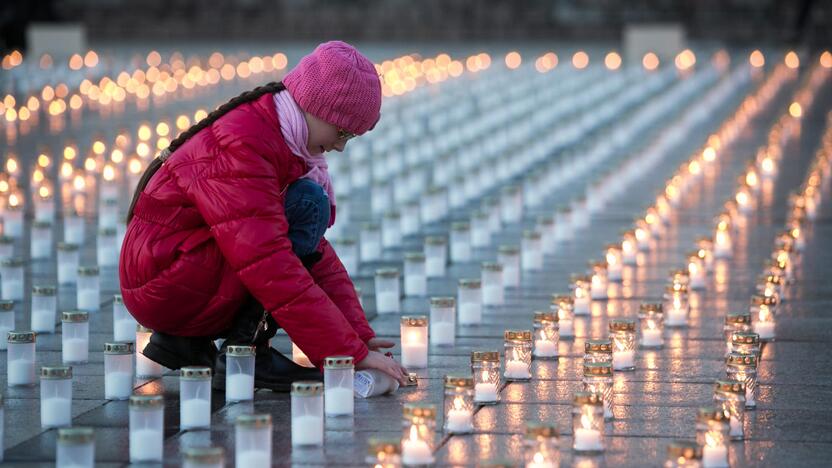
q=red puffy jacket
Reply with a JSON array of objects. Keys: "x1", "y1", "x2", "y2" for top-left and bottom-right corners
[{"x1": 119, "y1": 92, "x2": 373, "y2": 367}]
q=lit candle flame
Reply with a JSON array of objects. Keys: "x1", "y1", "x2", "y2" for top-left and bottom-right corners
[
  {"x1": 73, "y1": 174, "x2": 86, "y2": 191},
  {"x1": 8, "y1": 193, "x2": 19, "y2": 207},
  {"x1": 38, "y1": 185, "x2": 50, "y2": 199},
  {"x1": 453, "y1": 395, "x2": 465, "y2": 411},
  {"x1": 580, "y1": 412, "x2": 593, "y2": 429},
  {"x1": 103, "y1": 164, "x2": 116, "y2": 182},
  {"x1": 533, "y1": 452, "x2": 545, "y2": 463},
  {"x1": 409, "y1": 424, "x2": 419, "y2": 442}
]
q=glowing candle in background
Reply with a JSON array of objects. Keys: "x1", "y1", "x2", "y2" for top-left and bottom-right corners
[
  {"x1": 621, "y1": 230, "x2": 638, "y2": 265},
  {"x1": 523, "y1": 422, "x2": 559, "y2": 468},
  {"x1": 750, "y1": 294, "x2": 777, "y2": 341},
  {"x1": 401, "y1": 404, "x2": 436, "y2": 465},
  {"x1": 582, "y1": 362, "x2": 614, "y2": 420},
  {"x1": 572, "y1": 392, "x2": 604, "y2": 453},
  {"x1": 589, "y1": 261, "x2": 608, "y2": 300},
  {"x1": 552, "y1": 294, "x2": 574, "y2": 339},
  {"x1": 609, "y1": 319, "x2": 636, "y2": 371},
  {"x1": 713, "y1": 380, "x2": 746, "y2": 441},
  {"x1": 443, "y1": 375, "x2": 474, "y2": 434},
  {"x1": 571, "y1": 275, "x2": 591, "y2": 316},
  {"x1": 605, "y1": 244, "x2": 623, "y2": 282},
  {"x1": 664, "y1": 284, "x2": 689, "y2": 327},
  {"x1": 726, "y1": 353, "x2": 758, "y2": 409},
  {"x1": 532, "y1": 311, "x2": 559, "y2": 359},
  {"x1": 687, "y1": 251, "x2": 707, "y2": 290},
  {"x1": 503, "y1": 330, "x2": 533, "y2": 381},
  {"x1": 638, "y1": 303, "x2": 664, "y2": 349},
  {"x1": 696, "y1": 407, "x2": 730, "y2": 468},
  {"x1": 365, "y1": 437, "x2": 402, "y2": 468},
  {"x1": 471, "y1": 351, "x2": 500, "y2": 404},
  {"x1": 663, "y1": 440, "x2": 703, "y2": 467}
]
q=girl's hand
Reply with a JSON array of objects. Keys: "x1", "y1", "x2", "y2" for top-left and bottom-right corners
[
  {"x1": 356, "y1": 350, "x2": 408, "y2": 385},
  {"x1": 366, "y1": 337, "x2": 396, "y2": 351}
]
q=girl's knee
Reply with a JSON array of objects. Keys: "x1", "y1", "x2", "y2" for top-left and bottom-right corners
[{"x1": 285, "y1": 179, "x2": 330, "y2": 257}]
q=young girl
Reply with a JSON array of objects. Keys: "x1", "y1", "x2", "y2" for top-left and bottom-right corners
[{"x1": 119, "y1": 41, "x2": 409, "y2": 391}]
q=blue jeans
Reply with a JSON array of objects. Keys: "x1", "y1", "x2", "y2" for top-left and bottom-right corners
[{"x1": 285, "y1": 179, "x2": 330, "y2": 257}]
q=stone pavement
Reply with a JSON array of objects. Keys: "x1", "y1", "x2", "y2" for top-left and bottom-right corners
[{"x1": 1, "y1": 47, "x2": 831, "y2": 467}]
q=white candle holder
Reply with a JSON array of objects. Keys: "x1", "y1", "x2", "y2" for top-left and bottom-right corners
[
  {"x1": 664, "y1": 440, "x2": 702, "y2": 467},
  {"x1": 450, "y1": 222, "x2": 471, "y2": 263},
  {"x1": 554, "y1": 206, "x2": 572, "y2": 241},
  {"x1": 129, "y1": 394, "x2": 164, "y2": 463},
  {"x1": 382, "y1": 211, "x2": 402, "y2": 248},
  {"x1": 533, "y1": 311, "x2": 559, "y2": 359},
  {"x1": 3, "y1": 203, "x2": 23, "y2": 238},
  {"x1": 621, "y1": 230, "x2": 638, "y2": 265},
  {"x1": 470, "y1": 210, "x2": 491, "y2": 248},
  {"x1": 180, "y1": 366, "x2": 212, "y2": 429},
  {"x1": 443, "y1": 375, "x2": 474, "y2": 434},
  {"x1": 0, "y1": 236, "x2": 13, "y2": 260},
  {"x1": 471, "y1": 351, "x2": 500, "y2": 405},
  {"x1": 30, "y1": 221, "x2": 53, "y2": 259},
  {"x1": 572, "y1": 391, "x2": 605, "y2": 454},
  {"x1": 610, "y1": 319, "x2": 636, "y2": 371},
  {"x1": 551, "y1": 294, "x2": 574, "y2": 339},
  {"x1": 34, "y1": 193, "x2": 56, "y2": 224},
  {"x1": 403, "y1": 253, "x2": 427, "y2": 297},
  {"x1": 97, "y1": 228, "x2": 118, "y2": 267},
  {"x1": 726, "y1": 353, "x2": 758, "y2": 409},
  {"x1": 696, "y1": 407, "x2": 730, "y2": 468},
  {"x1": 401, "y1": 316, "x2": 429, "y2": 369},
  {"x1": 366, "y1": 436, "x2": 401, "y2": 467},
  {"x1": 429, "y1": 297, "x2": 456, "y2": 346},
  {"x1": 521, "y1": 230, "x2": 543, "y2": 271},
  {"x1": 324, "y1": 356, "x2": 354, "y2": 417},
  {"x1": 583, "y1": 362, "x2": 614, "y2": 420},
  {"x1": 713, "y1": 379, "x2": 746, "y2": 440},
  {"x1": 0, "y1": 258, "x2": 25, "y2": 301},
  {"x1": 401, "y1": 404, "x2": 436, "y2": 466},
  {"x1": 605, "y1": 245, "x2": 623, "y2": 282},
  {"x1": 401, "y1": 201, "x2": 421, "y2": 236},
  {"x1": 457, "y1": 279, "x2": 482, "y2": 326},
  {"x1": 332, "y1": 238, "x2": 358, "y2": 276},
  {"x1": 41, "y1": 366, "x2": 73, "y2": 428},
  {"x1": 687, "y1": 252, "x2": 707, "y2": 290},
  {"x1": 481, "y1": 262, "x2": 504, "y2": 306},
  {"x1": 571, "y1": 275, "x2": 591, "y2": 315},
  {"x1": 645, "y1": 207, "x2": 663, "y2": 237},
  {"x1": 750, "y1": 295, "x2": 777, "y2": 341},
  {"x1": 0, "y1": 300, "x2": 13, "y2": 350},
  {"x1": 63, "y1": 211, "x2": 85, "y2": 246},
  {"x1": 589, "y1": 262, "x2": 608, "y2": 300},
  {"x1": 57, "y1": 427, "x2": 95, "y2": 468},
  {"x1": 31, "y1": 285, "x2": 57, "y2": 333},
  {"x1": 638, "y1": 303, "x2": 664, "y2": 349},
  {"x1": 136, "y1": 325, "x2": 164, "y2": 378},
  {"x1": 483, "y1": 197, "x2": 502, "y2": 234},
  {"x1": 584, "y1": 339, "x2": 613, "y2": 366},
  {"x1": 359, "y1": 223, "x2": 382, "y2": 262},
  {"x1": 292, "y1": 381, "x2": 324, "y2": 446},
  {"x1": 99, "y1": 198, "x2": 119, "y2": 230},
  {"x1": 112, "y1": 294, "x2": 138, "y2": 342},
  {"x1": 500, "y1": 185, "x2": 523, "y2": 224},
  {"x1": 374, "y1": 268, "x2": 401, "y2": 314},
  {"x1": 371, "y1": 182, "x2": 392, "y2": 217},
  {"x1": 62, "y1": 310, "x2": 90, "y2": 364},
  {"x1": 723, "y1": 312, "x2": 752, "y2": 356},
  {"x1": 537, "y1": 215, "x2": 556, "y2": 255},
  {"x1": 7, "y1": 331, "x2": 36, "y2": 386},
  {"x1": 696, "y1": 237, "x2": 715, "y2": 272},
  {"x1": 634, "y1": 219, "x2": 651, "y2": 251},
  {"x1": 225, "y1": 345, "x2": 256, "y2": 402},
  {"x1": 183, "y1": 446, "x2": 225, "y2": 468},
  {"x1": 504, "y1": 330, "x2": 532, "y2": 381},
  {"x1": 664, "y1": 284, "x2": 689, "y2": 327},
  {"x1": 713, "y1": 227, "x2": 732, "y2": 259},
  {"x1": 424, "y1": 236, "x2": 448, "y2": 278},
  {"x1": 104, "y1": 342, "x2": 134, "y2": 400},
  {"x1": 76, "y1": 266, "x2": 100, "y2": 312},
  {"x1": 497, "y1": 245, "x2": 521, "y2": 288},
  {"x1": 57, "y1": 243, "x2": 80, "y2": 285},
  {"x1": 235, "y1": 414, "x2": 272, "y2": 467}
]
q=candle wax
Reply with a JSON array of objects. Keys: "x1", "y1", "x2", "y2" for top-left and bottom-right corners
[
  {"x1": 98, "y1": 247, "x2": 117, "y2": 267},
  {"x1": 504, "y1": 360, "x2": 531, "y2": 380},
  {"x1": 2, "y1": 279, "x2": 23, "y2": 300},
  {"x1": 607, "y1": 266, "x2": 622, "y2": 281},
  {"x1": 105, "y1": 371, "x2": 133, "y2": 400},
  {"x1": 690, "y1": 273, "x2": 706, "y2": 289},
  {"x1": 665, "y1": 308, "x2": 687, "y2": 326},
  {"x1": 31, "y1": 310, "x2": 56, "y2": 332},
  {"x1": 31, "y1": 239, "x2": 51, "y2": 258},
  {"x1": 425, "y1": 257, "x2": 445, "y2": 277},
  {"x1": 522, "y1": 252, "x2": 543, "y2": 270},
  {"x1": 401, "y1": 343, "x2": 428, "y2": 368},
  {"x1": 431, "y1": 322, "x2": 455, "y2": 345},
  {"x1": 533, "y1": 340, "x2": 558, "y2": 358},
  {"x1": 612, "y1": 350, "x2": 635, "y2": 370},
  {"x1": 503, "y1": 266, "x2": 520, "y2": 287},
  {"x1": 292, "y1": 414, "x2": 323, "y2": 446},
  {"x1": 474, "y1": 382, "x2": 498, "y2": 402},
  {"x1": 404, "y1": 276, "x2": 426, "y2": 296},
  {"x1": 63, "y1": 337, "x2": 89, "y2": 363},
  {"x1": 376, "y1": 291, "x2": 399, "y2": 313},
  {"x1": 702, "y1": 444, "x2": 729, "y2": 467},
  {"x1": 754, "y1": 321, "x2": 775, "y2": 340},
  {"x1": 181, "y1": 398, "x2": 211, "y2": 428},
  {"x1": 58, "y1": 263, "x2": 78, "y2": 284},
  {"x1": 458, "y1": 303, "x2": 481, "y2": 325},
  {"x1": 482, "y1": 285, "x2": 503, "y2": 305},
  {"x1": 559, "y1": 319, "x2": 574, "y2": 338},
  {"x1": 114, "y1": 318, "x2": 137, "y2": 342},
  {"x1": 641, "y1": 329, "x2": 663, "y2": 347},
  {"x1": 77, "y1": 290, "x2": 99, "y2": 311},
  {"x1": 451, "y1": 243, "x2": 470, "y2": 262},
  {"x1": 729, "y1": 416, "x2": 743, "y2": 438},
  {"x1": 573, "y1": 427, "x2": 603, "y2": 451},
  {"x1": 590, "y1": 284, "x2": 607, "y2": 300},
  {"x1": 402, "y1": 438, "x2": 434, "y2": 465},
  {"x1": 41, "y1": 397, "x2": 71, "y2": 427},
  {"x1": 325, "y1": 387, "x2": 354, "y2": 416},
  {"x1": 237, "y1": 450, "x2": 270, "y2": 467},
  {"x1": 226, "y1": 373, "x2": 255, "y2": 401},
  {"x1": 8, "y1": 358, "x2": 34, "y2": 385},
  {"x1": 574, "y1": 298, "x2": 590, "y2": 315},
  {"x1": 130, "y1": 428, "x2": 163, "y2": 461},
  {"x1": 445, "y1": 408, "x2": 473, "y2": 433}
]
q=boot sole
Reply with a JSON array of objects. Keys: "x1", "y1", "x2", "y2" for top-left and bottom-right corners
[{"x1": 142, "y1": 341, "x2": 188, "y2": 370}]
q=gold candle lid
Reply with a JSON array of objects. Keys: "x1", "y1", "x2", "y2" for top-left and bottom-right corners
[
  {"x1": 497, "y1": 245, "x2": 520, "y2": 255},
  {"x1": 403, "y1": 403, "x2": 436, "y2": 420},
  {"x1": 180, "y1": 366, "x2": 212, "y2": 379},
  {"x1": 450, "y1": 221, "x2": 470, "y2": 231},
  {"x1": 665, "y1": 284, "x2": 688, "y2": 294},
  {"x1": 444, "y1": 374, "x2": 474, "y2": 388},
  {"x1": 522, "y1": 230, "x2": 542, "y2": 240},
  {"x1": 99, "y1": 227, "x2": 117, "y2": 236},
  {"x1": 0, "y1": 258, "x2": 24, "y2": 267},
  {"x1": 697, "y1": 406, "x2": 728, "y2": 423},
  {"x1": 335, "y1": 237, "x2": 357, "y2": 246},
  {"x1": 471, "y1": 351, "x2": 500, "y2": 362},
  {"x1": 609, "y1": 319, "x2": 636, "y2": 332},
  {"x1": 731, "y1": 331, "x2": 760, "y2": 345},
  {"x1": 666, "y1": 440, "x2": 702, "y2": 460},
  {"x1": 589, "y1": 260, "x2": 606, "y2": 270},
  {"x1": 537, "y1": 215, "x2": 554, "y2": 225},
  {"x1": 104, "y1": 342, "x2": 134, "y2": 354},
  {"x1": 639, "y1": 303, "x2": 663, "y2": 314},
  {"x1": 7, "y1": 330, "x2": 35, "y2": 343},
  {"x1": 551, "y1": 294, "x2": 574, "y2": 306},
  {"x1": 525, "y1": 421, "x2": 559, "y2": 439},
  {"x1": 41, "y1": 366, "x2": 72, "y2": 379},
  {"x1": 0, "y1": 300, "x2": 14, "y2": 311},
  {"x1": 585, "y1": 339, "x2": 612, "y2": 353},
  {"x1": 459, "y1": 278, "x2": 482, "y2": 289},
  {"x1": 583, "y1": 362, "x2": 613, "y2": 377},
  {"x1": 77, "y1": 266, "x2": 99, "y2": 276},
  {"x1": 573, "y1": 391, "x2": 603, "y2": 406},
  {"x1": 761, "y1": 274, "x2": 783, "y2": 285},
  {"x1": 751, "y1": 295, "x2": 778, "y2": 306},
  {"x1": 504, "y1": 330, "x2": 532, "y2": 341},
  {"x1": 401, "y1": 316, "x2": 428, "y2": 327},
  {"x1": 404, "y1": 252, "x2": 425, "y2": 262},
  {"x1": 367, "y1": 436, "x2": 402, "y2": 457},
  {"x1": 481, "y1": 261, "x2": 503, "y2": 271},
  {"x1": 725, "y1": 311, "x2": 751, "y2": 325},
  {"x1": 570, "y1": 274, "x2": 591, "y2": 285},
  {"x1": 32, "y1": 285, "x2": 57, "y2": 296},
  {"x1": 226, "y1": 345, "x2": 256, "y2": 357},
  {"x1": 323, "y1": 355, "x2": 354, "y2": 369},
  {"x1": 714, "y1": 379, "x2": 746, "y2": 394},
  {"x1": 533, "y1": 311, "x2": 557, "y2": 323},
  {"x1": 0, "y1": 236, "x2": 12, "y2": 245},
  {"x1": 726, "y1": 352, "x2": 758, "y2": 368},
  {"x1": 236, "y1": 413, "x2": 271, "y2": 428},
  {"x1": 32, "y1": 221, "x2": 53, "y2": 230},
  {"x1": 58, "y1": 427, "x2": 94, "y2": 445},
  {"x1": 129, "y1": 394, "x2": 164, "y2": 408},
  {"x1": 361, "y1": 222, "x2": 380, "y2": 231},
  {"x1": 375, "y1": 268, "x2": 400, "y2": 278},
  {"x1": 405, "y1": 373, "x2": 419, "y2": 386},
  {"x1": 605, "y1": 243, "x2": 621, "y2": 252},
  {"x1": 291, "y1": 381, "x2": 323, "y2": 396},
  {"x1": 425, "y1": 236, "x2": 447, "y2": 245},
  {"x1": 430, "y1": 297, "x2": 455, "y2": 308},
  {"x1": 383, "y1": 210, "x2": 401, "y2": 219},
  {"x1": 62, "y1": 310, "x2": 89, "y2": 323},
  {"x1": 183, "y1": 446, "x2": 225, "y2": 464}
]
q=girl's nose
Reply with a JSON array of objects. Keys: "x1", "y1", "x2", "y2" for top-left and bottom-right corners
[{"x1": 333, "y1": 140, "x2": 347, "y2": 152}]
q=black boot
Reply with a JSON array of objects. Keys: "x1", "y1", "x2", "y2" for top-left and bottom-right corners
[
  {"x1": 142, "y1": 331, "x2": 217, "y2": 370},
  {"x1": 213, "y1": 297, "x2": 322, "y2": 393}
]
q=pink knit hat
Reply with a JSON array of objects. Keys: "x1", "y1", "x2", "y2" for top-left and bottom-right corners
[{"x1": 283, "y1": 41, "x2": 382, "y2": 135}]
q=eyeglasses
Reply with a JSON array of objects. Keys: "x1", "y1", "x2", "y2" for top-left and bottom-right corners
[{"x1": 337, "y1": 128, "x2": 357, "y2": 141}]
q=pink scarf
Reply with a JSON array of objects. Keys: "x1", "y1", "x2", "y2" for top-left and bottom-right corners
[{"x1": 273, "y1": 90, "x2": 337, "y2": 226}]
